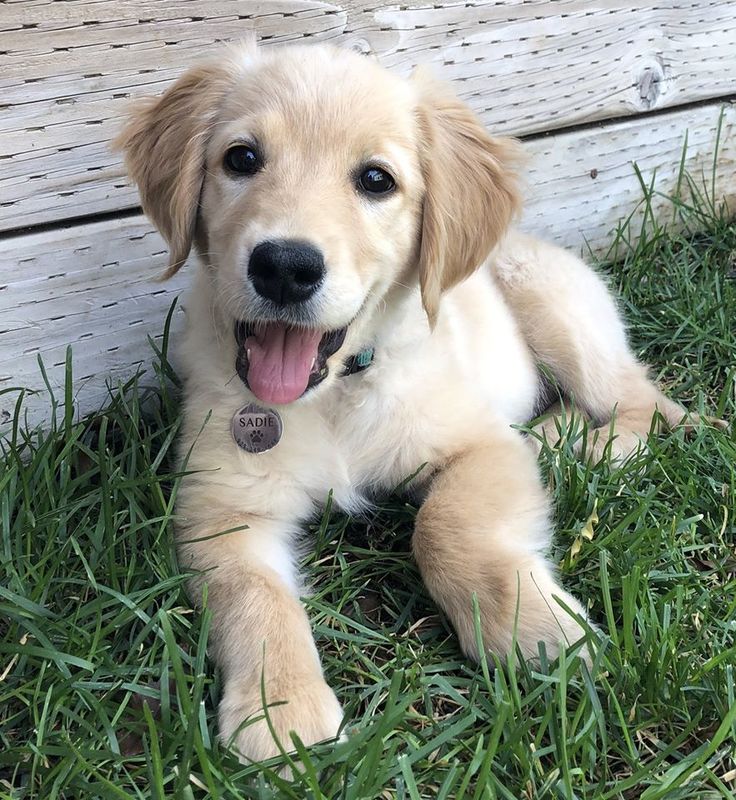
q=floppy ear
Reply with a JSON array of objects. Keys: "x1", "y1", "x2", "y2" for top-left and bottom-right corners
[
  {"x1": 414, "y1": 74, "x2": 523, "y2": 325},
  {"x1": 114, "y1": 62, "x2": 237, "y2": 278}
]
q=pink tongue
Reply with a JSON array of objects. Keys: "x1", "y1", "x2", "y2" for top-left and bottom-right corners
[{"x1": 245, "y1": 323, "x2": 322, "y2": 405}]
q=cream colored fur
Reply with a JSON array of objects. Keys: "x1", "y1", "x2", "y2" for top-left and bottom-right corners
[{"x1": 116, "y1": 40, "x2": 705, "y2": 764}]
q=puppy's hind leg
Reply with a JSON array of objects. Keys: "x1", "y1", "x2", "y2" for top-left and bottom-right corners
[
  {"x1": 493, "y1": 232, "x2": 722, "y2": 461},
  {"x1": 527, "y1": 399, "x2": 588, "y2": 456}
]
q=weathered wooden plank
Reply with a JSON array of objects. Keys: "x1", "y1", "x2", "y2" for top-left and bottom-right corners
[
  {"x1": 1, "y1": 99, "x2": 734, "y2": 429},
  {"x1": 2, "y1": 0, "x2": 736, "y2": 230},
  {"x1": 521, "y1": 104, "x2": 736, "y2": 254}
]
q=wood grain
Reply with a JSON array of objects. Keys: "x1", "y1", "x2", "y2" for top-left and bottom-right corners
[
  {"x1": 2, "y1": 100, "x2": 733, "y2": 429},
  {"x1": 2, "y1": 0, "x2": 735, "y2": 230}
]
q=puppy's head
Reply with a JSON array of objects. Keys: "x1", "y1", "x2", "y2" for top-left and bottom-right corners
[{"x1": 116, "y1": 41, "x2": 521, "y2": 405}]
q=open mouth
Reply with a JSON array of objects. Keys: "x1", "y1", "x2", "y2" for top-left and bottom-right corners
[{"x1": 234, "y1": 321, "x2": 347, "y2": 405}]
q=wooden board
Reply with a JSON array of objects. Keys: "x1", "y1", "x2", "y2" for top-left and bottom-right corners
[
  {"x1": 2, "y1": 0, "x2": 736, "y2": 230},
  {"x1": 2, "y1": 99, "x2": 733, "y2": 430}
]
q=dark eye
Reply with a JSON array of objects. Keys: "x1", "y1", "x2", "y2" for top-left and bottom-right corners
[
  {"x1": 224, "y1": 145, "x2": 262, "y2": 175},
  {"x1": 358, "y1": 167, "x2": 395, "y2": 196}
]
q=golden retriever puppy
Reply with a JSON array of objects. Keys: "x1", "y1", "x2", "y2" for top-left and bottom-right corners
[{"x1": 117, "y1": 40, "x2": 696, "y2": 763}]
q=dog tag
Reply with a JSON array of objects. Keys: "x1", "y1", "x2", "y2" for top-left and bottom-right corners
[{"x1": 231, "y1": 403, "x2": 282, "y2": 454}]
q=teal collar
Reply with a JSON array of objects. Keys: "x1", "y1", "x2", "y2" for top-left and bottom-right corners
[{"x1": 341, "y1": 347, "x2": 374, "y2": 377}]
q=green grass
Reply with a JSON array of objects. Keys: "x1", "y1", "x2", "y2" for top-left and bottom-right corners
[{"x1": 1, "y1": 187, "x2": 735, "y2": 798}]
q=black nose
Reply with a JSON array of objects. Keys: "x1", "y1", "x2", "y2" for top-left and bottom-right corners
[{"x1": 248, "y1": 240, "x2": 325, "y2": 306}]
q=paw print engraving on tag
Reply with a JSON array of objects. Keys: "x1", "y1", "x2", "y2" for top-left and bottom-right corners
[{"x1": 250, "y1": 430, "x2": 264, "y2": 443}]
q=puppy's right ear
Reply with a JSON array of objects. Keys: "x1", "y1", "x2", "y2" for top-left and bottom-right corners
[{"x1": 114, "y1": 62, "x2": 237, "y2": 277}]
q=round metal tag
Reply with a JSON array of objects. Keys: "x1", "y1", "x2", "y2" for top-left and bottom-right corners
[{"x1": 231, "y1": 403, "x2": 283, "y2": 454}]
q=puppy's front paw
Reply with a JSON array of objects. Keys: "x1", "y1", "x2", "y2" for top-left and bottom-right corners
[
  {"x1": 452, "y1": 560, "x2": 594, "y2": 667},
  {"x1": 513, "y1": 581, "x2": 595, "y2": 666},
  {"x1": 219, "y1": 677, "x2": 344, "y2": 764}
]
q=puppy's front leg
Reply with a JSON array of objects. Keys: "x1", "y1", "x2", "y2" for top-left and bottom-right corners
[
  {"x1": 176, "y1": 515, "x2": 342, "y2": 763},
  {"x1": 413, "y1": 429, "x2": 589, "y2": 662}
]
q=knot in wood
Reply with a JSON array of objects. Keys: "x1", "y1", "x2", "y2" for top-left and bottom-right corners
[{"x1": 637, "y1": 65, "x2": 663, "y2": 110}]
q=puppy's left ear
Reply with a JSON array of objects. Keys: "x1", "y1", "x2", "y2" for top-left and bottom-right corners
[{"x1": 414, "y1": 73, "x2": 523, "y2": 325}]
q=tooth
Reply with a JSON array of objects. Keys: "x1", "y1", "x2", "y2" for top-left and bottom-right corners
[
  {"x1": 247, "y1": 348, "x2": 251, "y2": 359},
  {"x1": 310, "y1": 358, "x2": 316, "y2": 370}
]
